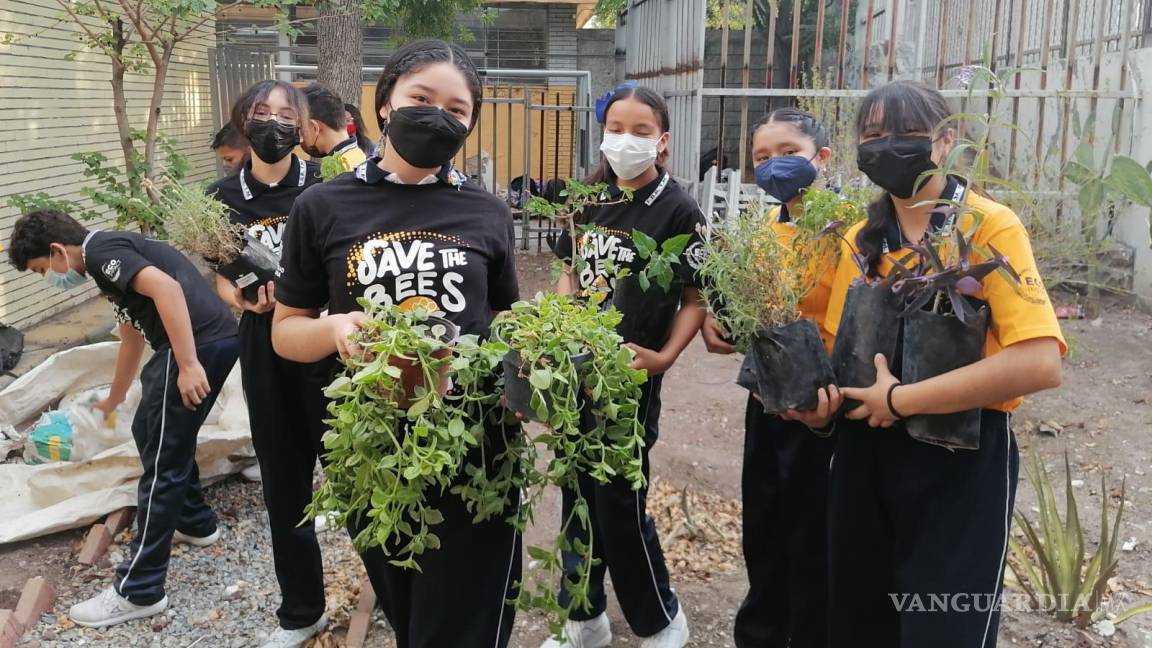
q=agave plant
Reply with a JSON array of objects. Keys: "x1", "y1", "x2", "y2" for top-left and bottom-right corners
[{"x1": 1008, "y1": 449, "x2": 1132, "y2": 627}]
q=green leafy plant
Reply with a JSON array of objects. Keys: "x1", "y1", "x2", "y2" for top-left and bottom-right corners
[
  {"x1": 307, "y1": 301, "x2": 504, "y2": 568},
  {"x1": 699, "y1": 186, "x2": 865, "y2": 346},
  {"x1": 525, "y1": 179, "x2": 632, "y2": 286},
  {"x1": 488, "y1": 293, "x2": 647, "y2": 634},
  {"x1": 631, "y1": 230, "x2": 692, "y2": 292},
  {"x1": 1007, "y1": 449, "x2": 1151, "y2": 628},
  {"x1": 159, "y1": 180, "x2": 246, "y2": 264},
  {"x1": 7, "y1": 132, "x2": 188, "y2": 235}
]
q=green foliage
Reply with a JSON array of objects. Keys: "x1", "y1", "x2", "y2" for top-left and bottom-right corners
[
  {"x1": 490, "y1": 293, "x2": 646, "y2": 634},
  {"x1": 161, "y1": 179, "x2": 245, "y2": 264},
  {"x1": 310, "y1": 294, "x2": 647, "y2": 633},
  {"x1": 698, "y1": 186, "x2": 866, "y2": 345},
  {"x1": 308, "y1": 302, "x2": 504, "y2": 567},
  {"x1": 796, "y1": 70, "x2": 861, "y2": 185},
  {"x1": 631, "y1": 230, "x2": 692, "y2": 292},
  {"x1": 6, "y1": 132, "x2": 188, "y2": 235},
  {"x1": 319, "y1": 155, "x2": 348, "y2": 181},
  {"x1": 1066, "y1": 152, "x2": 1152, "y2": 246},
  {"x1": 1007, "y1": 449, "x2": 1150, "y2": 628}
]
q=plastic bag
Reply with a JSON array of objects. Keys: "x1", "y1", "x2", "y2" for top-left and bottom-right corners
[{"x1": 24, "y1": 411, "x2": 73, "y2": 464}]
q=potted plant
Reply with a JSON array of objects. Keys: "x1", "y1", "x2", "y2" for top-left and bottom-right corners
[
  {"x1": 700, "y1": 187, "x2": 865, "y2": 415},
  {"x1": 161, "y1": 180, "x2": 280, "y2": 303},
  {"x1": 883, "y1": 223, "x2": 1019, "y2": 448},
  {"x1": 307, "y1": 301, "x2": 503, "y2": 567}
]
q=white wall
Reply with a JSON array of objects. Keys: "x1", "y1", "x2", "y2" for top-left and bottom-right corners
[{"x1": 0, "y1": 0, "x2": 217, "y2": 328}]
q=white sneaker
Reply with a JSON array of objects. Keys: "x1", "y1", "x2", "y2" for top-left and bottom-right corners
[
  {"x1": 69, "y1": 588, "x2": 167, "y2": 628},
  {"x1": 539, "y1": 612, "x2": 612, "y2": 648},
  {"x1": 172, "y1": 528, "x2": 221, "y2": 547},
  {"x1": 259, "y1": 615, "x2": 329, "y2": 648},
  {"x1": 241, "y1": 463, "x2": 262, "y2": 482},
  {"x1": 639, "y1": 608, "x2": 689, "y2": 648}
]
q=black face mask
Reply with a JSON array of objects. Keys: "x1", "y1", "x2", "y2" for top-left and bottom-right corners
[
  {"x1": 385, "y1": 106, "x2": 470, "y2": 169},
  {"x1": 857, "y1": 135, "x2": 937, "y2": 199},
  {"x1": 245, "y1": 119, "x2": 300, "y2": 164}
]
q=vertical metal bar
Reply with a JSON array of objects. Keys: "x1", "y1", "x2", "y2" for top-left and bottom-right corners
[
  {"x1": 935, "y1": 0, "x2": 951, "y2": 87},
  {"x1": 766, "y1": 0, "x2": 779, "y2": 89},
  {"x1": 1034, "y1": 0, "x2": 1058, "y2": 183},
  {"x1": 1117, "y1": 0, "x2": 1135, "y2": 154},
  {"x1": 1086, "y1": 0, "x2": 1110, "y2": 141},
  {"x1": 1007, "y1": 0, "x2": 1029, "y2": 180},
  {"x1": 719, "y1": 5, "x2": 731, "y2": 176},
  {"x1": 521, "y1": 86, "x2": 532, "y2": 250},
  {"x1": 790, "y1": 0, "x2": 803, "y2": 88},
  {"x1": 861, "y1": 0, "x2": 876, "y2": 87},
  {"x1": 814, "y1": 0, "x2": 827, "y2": 73},
  {"x1": 836, "y1": 0, "x2": 850, "y2": 88},
  {"x1": 738, "y1": 0, "x2": 754, "y2": 182},
  {"x1": 1057, "y1": 0, "x2": 1086, "y2": 189},
  {"x1": 989, "y1": 0, "x2": 1005, "y2": 70},
  {"x1": 885, "y1": 0, "x2": 900, "y2": 82},
  {"x1": 963, "y1": 0, "x2": 977, "y2": 67}
]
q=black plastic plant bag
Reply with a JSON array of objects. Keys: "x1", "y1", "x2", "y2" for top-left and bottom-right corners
[
  {"x1": 743, "y1": 319, "x2": 836, "y2": 420},
  {"x1": 901, "y1": 298, "x2": 989, "y2": 450},
  {"x1": 215, "y1": 234, "x2": 280, "y2": 304},
  {"x1": 830, "y1": 282, "x2": 902, "y2": 413},
  {"x1": 502, "y1": 348, "x2": 591, "y2": 424},
  {"x1": 611, "y1": 274, "x2": 683, "y2": 351},
  {"x1": 0, "y1": 324, "x2": 23, "y2": 374}
]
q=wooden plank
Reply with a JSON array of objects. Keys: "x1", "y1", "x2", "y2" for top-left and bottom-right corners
[
  {"x1": 861, "y1": 0, "x2": 876, "y2": 87},
  {"x1": 78, "y1": 524, "x2": 113, "y2": 565},
  {"x1": 789, "y1": 0, "x2": 803, "y2": 88}
]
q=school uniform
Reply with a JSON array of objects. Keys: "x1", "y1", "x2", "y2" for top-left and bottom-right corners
[
  {"x1": 276, "y1": 159, "x2": 522, "y2": 648},
  {"x1": 822, "y1": 179, "x2": 1066, "y2": 648},
  {"x1": 734, "y1": 207, "x2": 835, "y2": 648},
  {"x1": 81, "y1": 230, "x2": 239, "y2": 605},
  {"x1": 552, "y1": 168, "x2": 704, "y2": 637},
  {"x1": 331, "y1": 136, "x2": 368, "y2": 174},
  {"x1": 207, "y1": 156, "x2": 330, "y2": 631}
]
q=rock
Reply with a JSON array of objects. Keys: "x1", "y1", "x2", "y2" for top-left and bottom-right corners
[
  {"x1": 151, "y1": 616, "x2": 170, "y2": 632},
  {"x1": 1037, "y1": 420, "x2": 1063, "y2": 436},
  {"x1": 1123, "y1": 537, "x2": 1139, "y2": 551},
  {"x1": 207, "y1": 609, "x2": 222, "y2": 622},
  {"x1": 1096, "y1": 620, "x2": 1116, "y2": 637},
  {"x1": 223, "y1": 582, "x2": 245, "y2": 600},
  {"x1": 315, "y1": 514, "x2": 329, "y2": 532},
  {"x1": 1071, "y1": 479, "x2": 1085, "y2": 488}
]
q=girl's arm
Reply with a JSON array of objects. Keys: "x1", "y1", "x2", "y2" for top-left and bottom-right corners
[
  {"x1": 627, "y1": 286, "x2": 705, "y2": 374},
  {"x1": 271, "y1": 304, "x2": 366, "y2": 363},
  {"x1": 841, "y1": 337, "x2": 1062, "y2": 427}
]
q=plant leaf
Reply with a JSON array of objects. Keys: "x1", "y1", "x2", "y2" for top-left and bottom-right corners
[{"x1": 1106, "y1": 155, "x2": 1152, "y2": 207}]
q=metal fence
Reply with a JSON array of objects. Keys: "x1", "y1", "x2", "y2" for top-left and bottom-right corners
[
  {"x1": 208, "y1": 46, "x2": 595, "y2": 250},
  {"x1": 620, "y1": 0, "x2": 1148, "y2": 191}
]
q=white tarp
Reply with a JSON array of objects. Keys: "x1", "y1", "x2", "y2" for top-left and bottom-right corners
[{"x1": 0, "y1": 342, "x2": 254, "y2": 544}]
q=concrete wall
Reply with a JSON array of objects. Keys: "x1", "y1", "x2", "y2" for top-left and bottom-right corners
[
  {"x1": 0, "y1": 0, "x2": 218, "y2": 328},
  {"x1": 577, "y1": 28, "x2": 621, "y2": 164}
]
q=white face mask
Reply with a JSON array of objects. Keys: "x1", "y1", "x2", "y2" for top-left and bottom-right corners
[{"x1": 600, "y1": 133, "x2": 660, "y2": 181}]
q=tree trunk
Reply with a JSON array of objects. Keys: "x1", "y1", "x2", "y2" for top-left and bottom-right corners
[
  {"x1": 109, "y1": 19, "x2": 138, "y2": 196},
  {"x1": 317, "y1": 0, "x2": 364, "y2": 106}
]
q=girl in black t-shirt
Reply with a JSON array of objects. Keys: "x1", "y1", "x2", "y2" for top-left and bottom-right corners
[
  {"x1": 205, "y1": 80, "x2": 329, "y2": 648},
  {"x1": 272, "y1": 40, "x2": 521, "y2": 648},
  {"x1": 544, "y1": 86, "x2": 704, "y2": 648}
]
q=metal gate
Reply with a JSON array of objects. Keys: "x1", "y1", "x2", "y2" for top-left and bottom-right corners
[{"x1": 208, "y1": 47, "x2": 595, "y2": 250}]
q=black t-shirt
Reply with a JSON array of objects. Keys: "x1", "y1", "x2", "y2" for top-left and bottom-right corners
[
  {"x1": 553, "y1": 168, "x2": 706, "y2": 301},
  {"x1": 206, "y1": 155, "x2": 323, "y2": 256},
  {"x1": 277, "y1": 159, "x2": 520, "y2": 338},
  {"x1": 82, "y1": 231, "x2": 238, "y2": 349}
]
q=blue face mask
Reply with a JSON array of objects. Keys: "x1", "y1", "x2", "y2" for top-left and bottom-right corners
[
  {"x1": 754, "y1": 154, "x2": 820, "y2": 202},
  {"x1": 45, "y1": 249, "x2": 86, "y2": 291}
]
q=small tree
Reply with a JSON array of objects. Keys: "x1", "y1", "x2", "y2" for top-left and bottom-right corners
[{"x1": 1, "y1": 1, "x2": 247, "y2": 234}]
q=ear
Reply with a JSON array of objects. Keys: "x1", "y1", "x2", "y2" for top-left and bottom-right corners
[
  {"x1": 657, "y1": 131, "x2": 671, "y2": 153},
  {"x1": 814, "y1": 146, "x2": 833, "y2": 169},
  {"x1": 378, "y1": 104, "x2": 391, "y2": 129}
]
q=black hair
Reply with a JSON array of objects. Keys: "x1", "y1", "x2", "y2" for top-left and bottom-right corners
[
  {"x1": 585, "y1": 84, "x2": 671, "y2": 185},
  {"x1": 211, "y1": 124, "x2": 248, "y2": 151},
  {"x1": 854, "y1": 81, "x2": 952, "y2": 276},
  {"x1": 8, "y1": 210, "x2": 88, "y2": 272},
  {"x1": 344, "y1": 102, "x2": 374, "y2": 153},
  {"x1": 303, "y1": 83, "x2": 347, "y2": 131},
  {"x1": 229, "y1": 80, "x2": 310, "y2": 135},
  {"x1": 752, "y1": 107, "x2": 829, "y2": 150},
  {"x1": 373, "y1": 39, "x2": 483, "y2": 133}
]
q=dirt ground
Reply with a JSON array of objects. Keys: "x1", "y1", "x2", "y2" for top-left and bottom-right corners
[{"x1": 1, "y1": 253, "x2": 1150, "y2": 647}]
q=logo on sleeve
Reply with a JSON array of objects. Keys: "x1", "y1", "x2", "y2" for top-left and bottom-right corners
[
  {"x1": 684, "y1": 240, "x2": 707, "y2": 270},
  {"x1": 102, "y1": 259, "x2": 122, "y2": 282}
]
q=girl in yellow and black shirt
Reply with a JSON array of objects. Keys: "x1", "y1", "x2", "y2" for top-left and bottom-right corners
[
  {"x1": 817, "y1": 80, "x2": 1064, "y2": 648},
  {"x1": 701, "y1": 108, "x2": 837, "y2": 648}
]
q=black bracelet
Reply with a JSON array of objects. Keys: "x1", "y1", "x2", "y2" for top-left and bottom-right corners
[{"x1": 887, "y1": 382, "x2": 905, "y2": 420}]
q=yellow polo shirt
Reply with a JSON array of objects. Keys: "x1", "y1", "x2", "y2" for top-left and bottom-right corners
[{"x1": 823, "y1": 190, "x2": 1066, "y2": 412}]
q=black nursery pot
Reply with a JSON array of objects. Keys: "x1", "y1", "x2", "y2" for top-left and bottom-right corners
[
  {"x1": 901, "y1": 299, "x2": 989, "y2": 450},
  {"x1": 612, "y1": 274, "x2": 683, "y2": 350},
  {"x1": 830, "y1": 282, "x2": 902, "y2": 413},
  {"x1": 741, "y1": 319, "x2": 837, "y2": 422},
  {"x1": 502, "y1": 348, "x2": 592, "y2": 423},
  {"x1": 215, "y1": 234, "x2": 280, "y2": 304}
]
